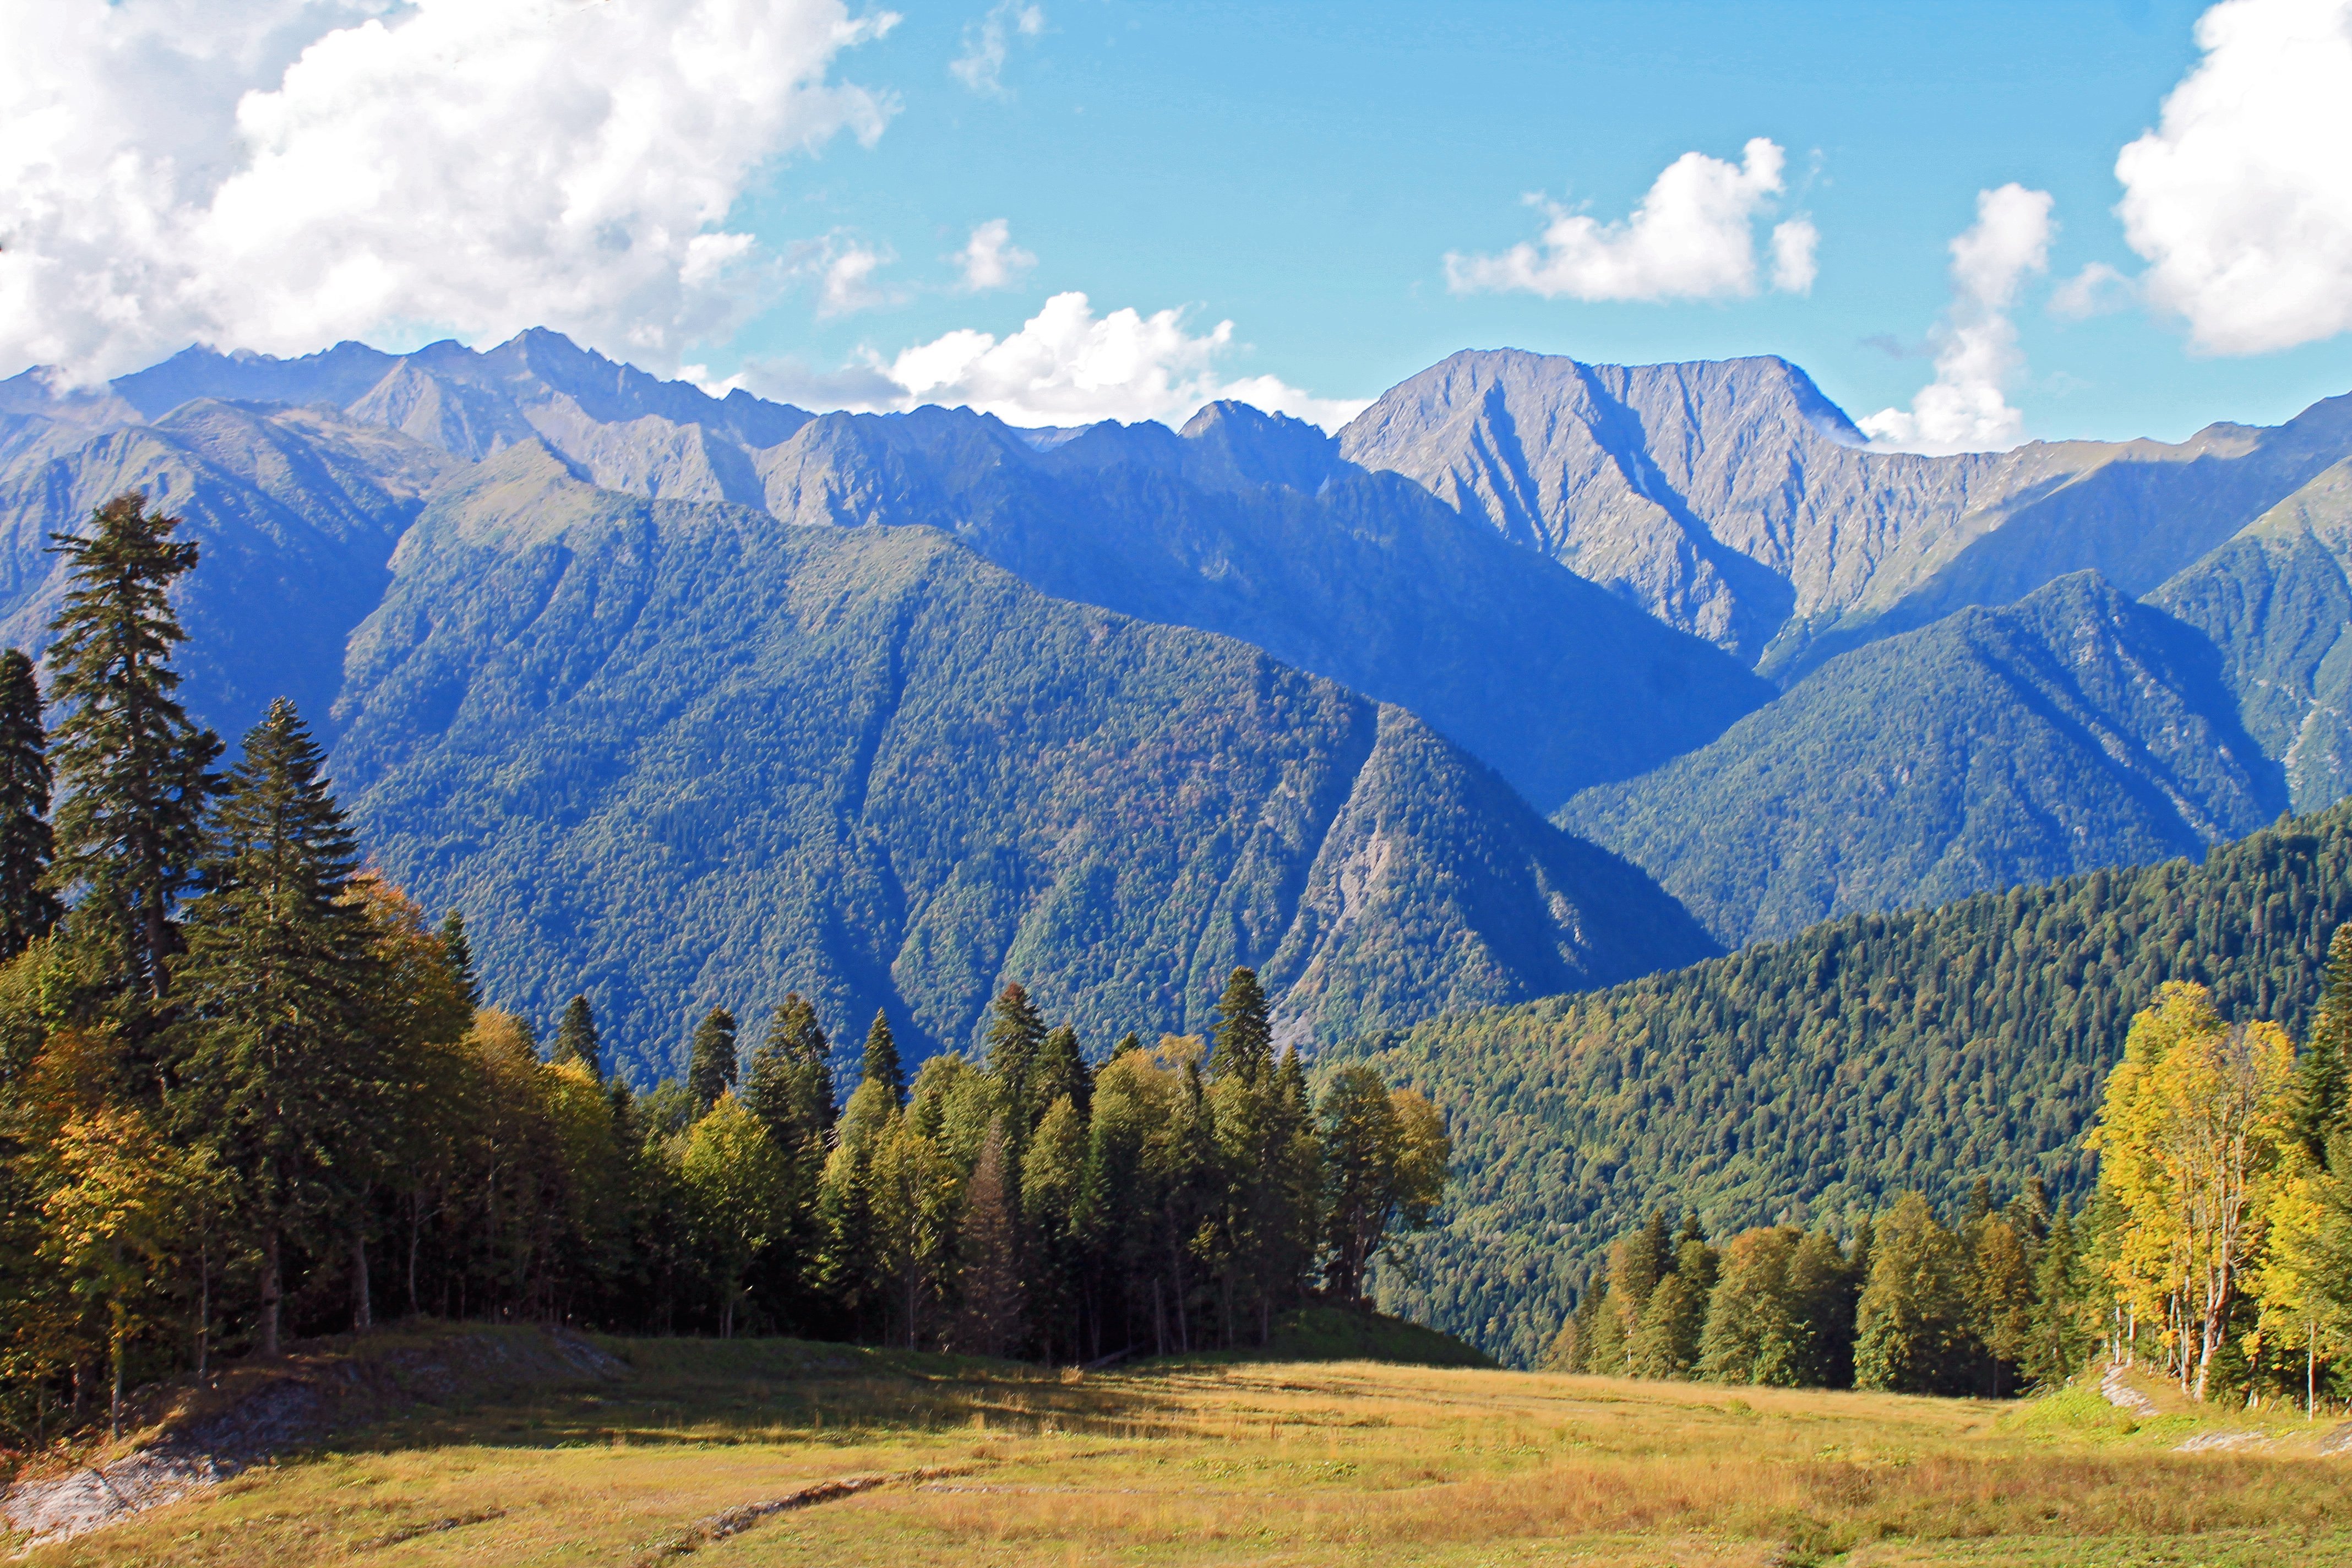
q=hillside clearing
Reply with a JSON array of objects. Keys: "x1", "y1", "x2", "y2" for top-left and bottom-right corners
[{"x1": 6, "y1": 1326, "x2": 2348, "y2": 1567}]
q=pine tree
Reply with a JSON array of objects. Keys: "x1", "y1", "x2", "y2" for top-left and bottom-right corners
[
  {"x1": 959, "y1": 1118, "x2": 1025, "y2": 1357},
  {"x1": 2294, "y1": 924, "x2": 2352, "y2": 1166},
  {"x1": 1210, "y1": 967, "x2": 1273, "y2": 1087},
  {"x1": 1035, "y1": 1025, "x2": 1092, "y2": 1120},
  {"x1": 687, "y1": 1007, "x2": 738, "y2": 1113},
  {"x1": 861, "y1": 1009, "x2": 904, "y2": 1104},
  {"x1": 43, "y1": 492, "x2": 221, "y2": 1008},
  {"x1": 984, "y1": 982, "x2": 1046, "y2": 1140},
  {"x1": 0, "y1": 649, "x2": 57, "y2": 959},
  {"x1": 550, "y1": 995, "x2": 599, "y2": 1075},
  {"x1": 438, "y1": 911, "x2": 482, "y2": 1010},
  {"x1": 743, "y1": 993, "x2": 835, "y2": 1153},
  {"x1": 2024, "y1": 1205, "x2": 2093, "y2": 1390},
  {"x1": 171, "y1": 700, "x2": 384, "y2": 1357}
]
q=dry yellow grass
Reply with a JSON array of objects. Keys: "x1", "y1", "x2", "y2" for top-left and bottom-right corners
[{"x1": 14, "y1": 1332, "x2": 2350, "y2": 1568}]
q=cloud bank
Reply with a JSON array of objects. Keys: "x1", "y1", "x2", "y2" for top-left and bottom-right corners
[
  {"x1": 2114, "y1": 0, "x2": 2352, "y2": 355},
  {"x1": 1446, "y1": 138, "x2": 1816, "y2": 302},
  {"x1": 750, "y1": 291, "x2": 1368, "y2": 431},
  {"x1": 1860, "y1": 184, "x2": 2055, "y2": 455},
  {"x1": 0, "y1": 0, "x2": 897, "y2": 382}
]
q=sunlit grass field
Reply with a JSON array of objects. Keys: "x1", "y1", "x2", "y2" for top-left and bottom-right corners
[{"x1": 15, "y1": 1324, "x2": 2352, "y2": 1567}]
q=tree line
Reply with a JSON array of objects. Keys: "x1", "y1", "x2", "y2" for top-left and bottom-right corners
[
  {"x1": 0, "y1": 493, "x2": 1451, "y2": 1444},
  {"x1": 1547, "y1": 936, "x2": 2352, "y2": 1413},
  {"x1": 1358, "y1": 799, "x2": 2352, "y2": 1368}
]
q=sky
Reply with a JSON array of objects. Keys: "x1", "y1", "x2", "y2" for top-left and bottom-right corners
[{"x1": 5, "y1": 0, "x2": 2352, "y2": 448}]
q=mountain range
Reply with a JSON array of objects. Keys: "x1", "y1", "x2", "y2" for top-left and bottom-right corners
[{"x1": 5, "y1": 330, "x2": 2352, "y2": 1079}]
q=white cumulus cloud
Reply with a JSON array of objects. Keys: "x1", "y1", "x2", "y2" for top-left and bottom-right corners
[
  {"x1": 0, "y1": 0, "x2": 899, "y2": 383},
  {"x1": 950, "y1": 1, "x2": 1044, "y2": 97},
  {"x1": 1860, "y1": 184, "x2": 2055, "y2": 455},
  {"x1": 750, "y1": 291, "x2": 1368, "y2": 431},
  {"x1": 2049, "y1": 262, "x2": 2138, "y2": 320},
  {"x1": 954, "y1": 219, "x2": 1036, "y2": 291},
  {"x1": 2113, "y1": 0, "x2": 2352, "y2": 355},
  {"x1": 1445, "y1": 138, "x2": 1811, "y2": 302}
]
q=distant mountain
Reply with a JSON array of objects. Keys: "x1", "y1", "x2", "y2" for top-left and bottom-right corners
[
  {"x1": 0, "y1": 398, "x2": 458, "y2": 740},
  {"x1": 1337, "y1": 348, "x2": 2352, "y2": 676},
  {"x1": 2, "y1": 335, "x2": 1767, "y2": 809},
  {"x1": 331, "y1": 444, "x2": 1717, "y2": 1080},
  {"x1": 1338, "y1": 800, "x2": 2352, "y2": 1366},
  {"x1": 2150, "y1": 458, "x2": 2352, "y2": 812},
  {"x1": 1560, "y1": 571, "x2": 2284, "y2": 946}
]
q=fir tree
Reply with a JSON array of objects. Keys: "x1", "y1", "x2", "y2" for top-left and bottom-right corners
[
  {"x1": 0, "y1": 649, "x2": 57, "y2": 959},
  {"x1": 957, "y1": 1118, "x2": 1025, "y2": 1357},
  {"x1": 861, "y1": 1009, "x2": 905, "y2": 1104},
  {"x1": 1035, "y1": 1024, "x2": 1092, "y2": 1120},
  {"x1": 2294, "y1": 923, "x2": 2352, "y2": 1166},
  {"x1": 171, "y1": 699, "x2": 384, "y2": 1357},
  {"x1": 43, "y1": 492, "x2": 221, "y2": 1006},
  {"x1": 984, "y1": 981, "x2": 1046, "y2": 1139},
  {"x1": 438, "y1": 911, "x2": 481, "y2": 1010},
  {"x1": 743, "y1": 993, "x2": 836, "y2": 1152},
  {"x1": 1210, "y1": 967, "x2": 1273, "y2": 1087},
  {"x1": 551, "y1": 994, "x2": 599, "y2": 1075},
  {"x1": 687, "y1": 1007, "x2": 738, "y2": 1113}
]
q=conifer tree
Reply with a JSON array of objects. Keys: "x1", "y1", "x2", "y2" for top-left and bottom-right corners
[
  {"x1": 1210, "y1": 967, "x2": 1273, "y2": 1086},
  {"x1": 743, "y1": 993, "x2": 836, "y2": 1153},
  {"x1": 44, "y1": 493, "x2": 220, "y2": 1007},
  {"x1": 0, "y1": 649, "x2": 57, "y2": 959},
  {"x1": 958, "y1": 1118, "x2": 1025, "y2": 1357},
  {"x1": 861, "y1": 1009, "x2": 904, "y2": 1104},
  {"x1": 438, "y1": 911, "x2": 482, "y2": 1010},
  {"x1": 1020, "y1": 1095, "x2": 1087, "y2": 1360},
  {"x1": 550, "y1": 995, "x2": 599, "y2": 1075},
  {"x1": 687, "y1": 1007, "x2": 738, "y2": 1113},
  {"x1": 1035, "y1": 1025, "x2": 1092, "y2": 1120},
  {"x1": 172, "y1": 699, "x2": 384, "y2": 1357},
  {"x1": 1787, "y1": 1224, "x2": 1860, "y2": 1387},
  {"x1": 984, "y1": 982, "x2": 1046, "y2": 1141},
  {"x1": 2294, "y1": 924, "x2": 2352, "y2": 1166}
]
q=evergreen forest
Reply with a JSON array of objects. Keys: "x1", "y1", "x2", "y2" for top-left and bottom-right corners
[
  {"x1": 0, "y1": 494, "x2": 1451, "y2": 1442},
  {"x1": 1353, "y1": 802, "x2": 2352, "y2": 1364}
]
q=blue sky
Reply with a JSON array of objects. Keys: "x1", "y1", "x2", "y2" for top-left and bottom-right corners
[
  {"x1": 7, "y1": 1, "x2": 2351, "y2": 446},
  {"x1": 737, "y1": 0, "x2": 2349, "y2": 441}
]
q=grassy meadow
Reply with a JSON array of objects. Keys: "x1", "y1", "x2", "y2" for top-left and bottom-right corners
[{"x1": 11, "y1": 1323, "x2": 2351, "y2": 1568}]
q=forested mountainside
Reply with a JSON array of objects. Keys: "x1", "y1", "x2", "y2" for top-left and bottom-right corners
[
  {"x1": 1340, "y1": 347, "x2": 2352, "y2": 674},
  {"x1": 0, "y1": 336, "x2": 1765, "y2": 810},
  {"x1": 1333, "y1": 801, "x2": 2352, "y2": 1367},
  {"x1": 0, "y1": 399, "x2": 458, "y2": 741},
  {"x1": 2152, "y1": 456, "x2": 2352, "y2": 812},
  {"x1": 1564, "y1": 572, "x2": 2284, "y2": 945},
  {"x1": 331, "y1": 444, "x2": 1713, "y2": 1081}
]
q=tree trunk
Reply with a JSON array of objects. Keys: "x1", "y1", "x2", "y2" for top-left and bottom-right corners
[
  {"x1": 110, "y1": 1301, "x2": 126, "y2": 1441},
  {"x1": 352, "y1": 1233, "x2": 373, "y2": 1331},
  {"x1": 260, "y1": 1228, "x2": 284, "y2": 1358},
  {"x1": 196, "y1": 1237, "x2": 210, "y2": 1376}
]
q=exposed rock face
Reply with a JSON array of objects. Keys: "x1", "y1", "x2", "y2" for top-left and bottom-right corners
[{"x1": 1338, "y1": 348, "x2": 2352, "y2": 675}]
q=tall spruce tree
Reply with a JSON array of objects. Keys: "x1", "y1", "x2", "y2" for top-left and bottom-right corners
[
  {"x1": 550, "y1": 994, "x2": 600, "y2": 1075},
  {"x1": 1035, "y1": 1025, "x2": 1092, "y2": 1120},
  {"x1": 862, "y1": 1010, "x2": 905, "y2": 1104},
  {"x1": 0, "y1": 649, "x2": 57, "y2": 958},
  {"x1": 437, "y1": 911, "x2": 481, "y2": 1010},
  {"x1": 172, "y1": 699, "x2": 384, "y2": 1357},
  {"x1": 984, "y1": 982, "x2": 1047, "y2": 1140},
  {"x1": 2294, "y1": 924, "x2": 2352, "y2": 1166},
  {"x1": 43, "y1": 492, "x2": 221, "y2": 1007},
  {"x1": 1210, "y1": 967, "x2": 1273, "y2": 1086},
  {"x1": 687, "y1": 1007, "x2": 738, "y2": 1113}
]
